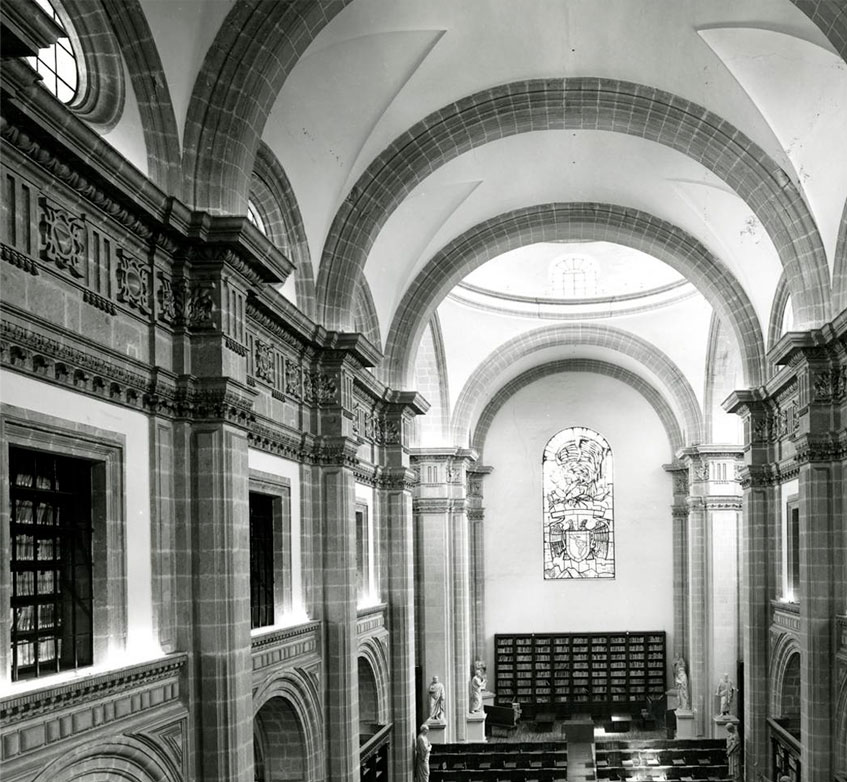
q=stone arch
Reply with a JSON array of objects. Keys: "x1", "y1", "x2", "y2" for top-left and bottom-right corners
[
  {"x1": 31, "y1": 734, "x2": 181, "y2": 782},
  {"x1": 790, "y1": 0, "x2": 847, "y2": 64},
  {"x1": 358, "y1": 635, "x2": 390, "y2": 725},
  {"x1": 769, "y1": 632, "x2": 802, "y2": 718},
  {"x1": 451, "y1": 324, "x2": 704, "y2": 447},
  {"x1": 703, "y1": 313, "x2": 743, "y2": 444},
  {"x1": 252, "y1": 141, "x2": 315, "y2": 317},
  {"x1": 381, "y1": 203, "x2": 766, "y2": 389},
  {"x1": 353, "y1": 276, "x2": 381, "y2": 351},
  {"x1": 472, "y1": 359, "x2": 685, "y2": 462},
  {"x1": 767, "y1": 272, "x2": 792, "y2": 354},
  {"x1": 181, "y1": 0, "x2": 350, "y2": 212},
  {"x1": 831, "y1": 196, "x2": 847, "y2": 314},
  {"x1": 253, "y1": 668, "x2": 324, "y2": 782},
  {"x1": 318, "y1": 78, "x2": 829, "y2": 331},
  {"x1": 97, "y1": 0, "x2": 181, "y2": 191},
  {"x1": 413, "y1": 313, "x2": 451, "y2": 446}
]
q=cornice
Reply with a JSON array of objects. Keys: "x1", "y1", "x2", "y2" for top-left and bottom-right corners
[{"x1": 0, "y1": 653, "x2": 187, "y2": 723}]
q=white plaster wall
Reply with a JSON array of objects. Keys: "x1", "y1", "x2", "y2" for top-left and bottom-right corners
[
  {"x1": 355, "y1": 482, "x2": 378, "y2": 606},
  {"x1": 98, "y1": 56, "x2": 148, "y2": 177},
  {"x1": 482, "y1": 372, "x2": 675, "y2": 665},
  {"x1": 0, "y1": 370, "x2": 157, "y2": 679},
  {"x1": 248, "y1": 449, "x2": 306, "y2": 624}
]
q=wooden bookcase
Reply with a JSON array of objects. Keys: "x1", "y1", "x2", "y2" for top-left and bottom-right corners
[{"x1": 494, "y1": 631, "x2": 666, "y2": 717}]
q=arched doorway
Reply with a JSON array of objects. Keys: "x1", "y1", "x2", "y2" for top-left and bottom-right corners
[{"x1": 254, "y1": 696, "x2": 308, "y2": 782}]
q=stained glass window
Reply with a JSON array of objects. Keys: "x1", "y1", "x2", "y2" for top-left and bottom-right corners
[{"x1": 542, "y1": 426, "x2": 614, "y2": 579}]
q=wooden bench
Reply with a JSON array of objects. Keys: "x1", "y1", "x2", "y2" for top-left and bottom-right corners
[{"x1": 484, "y1": 704, "x2": 520, "y2": 736}]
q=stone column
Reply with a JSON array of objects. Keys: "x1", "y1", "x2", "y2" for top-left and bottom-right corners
[
  {"x1": 725, "y1": 391, "x2": 777, "y2": 781},
  {"x1": 381, "y1": 392, "x2": 428, "y2": 781},
  {"x1": 412, "y1": 448, "x2": 477, "y2": 742}
]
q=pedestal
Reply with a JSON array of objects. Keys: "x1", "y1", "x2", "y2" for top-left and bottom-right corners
[
  {"x1": 466, "y1": 712, "x2": 487, "y2": 742},
  {"x1": 712, "y1": 714, "x2": 739, "y2": 739},
  {"x1": 666, "y1": 688, "x2": 680, "y2": 712},
  {"x1": 426, "y1": 720, "x2": 447, "y2": 744},
  {"x1": 676, "y1": 709, "x2": 696, "y2": 738}
]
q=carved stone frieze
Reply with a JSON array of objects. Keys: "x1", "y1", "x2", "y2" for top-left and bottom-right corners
[
  {"x1": 813, "y1": 366, "x2": 847, "y2": 403},
  {"x1": 793, "y1": 434, "x2": 845, "y2": 464},
  {"x1": 38, "y1": 196, "x2": 85, "y2": 278},
  {"x1": 245, "y1": 301, "x2": 307, "y2": 354},
  {"x1": 303, "y1": 369, "x2": 338, "y2": 406},
  {"x1": 285, "y1": 358, "x2": 302, "y2": 399},
  {"x1": 254, "y1": 339, "x2": 274, "y2": 382},
  {"x1": 1, "y1": 242, "x2": 39, "y2": 275},
  {"x1": 672, "y1": 471, "x2": 689, "y2": 495},
  {"x1": 116, "y1": 248, "x2": 150, "y2": 314},
  {"x1": 250, "y1": 622, "x2": 320, "y2": 672},
  {"x1": 156, "y1": 272, "x2": 179, "y2": 323},
  {"x1": 248, "y1": 421, "x2": 304, "y2": 462},
  {"x1": 187, "y1": 245, "x2": 265, "y2": 287}
]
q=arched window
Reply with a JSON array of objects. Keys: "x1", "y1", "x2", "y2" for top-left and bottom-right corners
[
  {"x1": 543, "y1": 426, "x2": 615, "y2": 579},
  {"x1": 247, "y1": 199, "x2": 268, "y2": 236},
  {"x1": 549, "y1": 255, "x2": 599, "y2": 298},
  {"x1": 26, "y1": 0, "x2": 78, "y2": 103}
]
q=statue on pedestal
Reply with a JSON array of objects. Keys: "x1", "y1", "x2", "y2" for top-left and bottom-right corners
[
  {"x1": 470, "y1": 666, "x2": 487, "y2": 712},
  {"x1": 415, "y1": 724, "x2": 432, "y2": 782},
  {"x1": 715, "y1": 672, "x2": 736, "y2": 716},
  {"x1": 673, "y1": 654, "x2": 690, "y2": 710},
  {"x1": 725, "y1": 722, "x2": 741, "y2": 782},
  {"x1": 428, "y1": 675, "x2": 445, "y2": 721}
]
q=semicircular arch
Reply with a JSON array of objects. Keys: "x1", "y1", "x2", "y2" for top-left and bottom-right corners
[
  {"x1": 358, "y1": 635, "x2": 390, "y2": 724},
  {"x1": 451, "y1": 324, "x2": 703, "y2": 447},
  {"x1": 317, "y1": 78, "x2": 828, "y2": 331},
  {"x1": 472, "y1": 359, "x2": 685, "y2": 461},
  {"x1": 769, "y1": 631, "x2": 802, "y2": 718},
  {"x1": 382, "y1": 202, "x2": 765, "y2": 389},
  {"x1": 31, "y1": 734, "x2": 181, "y2": 782}
]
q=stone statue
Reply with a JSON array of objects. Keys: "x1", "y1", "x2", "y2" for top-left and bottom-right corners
[
  {"x1": 673, "y1": 654, "x2": 690, "y2": 710},
  {"x1": 715, "y1": 672, "x2": 736, "y2": 716},
  {"x1": 428, "y1": 675, "x2": 445, "y2": 721},
  {"x1": 725, "y1": 722, "x2": 741, "y2": 782},
  {"x1": 470, "y1": 666, "x2": 486, "y2": 712},
  {"x1": 415, "y1": 724, "x2": 432, "y2": 782}
]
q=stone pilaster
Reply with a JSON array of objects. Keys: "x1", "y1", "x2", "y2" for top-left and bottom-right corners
[
  {"x1": 412, "y1": 447, "x2": 477, "y2": 742},
  {"x1": 677, "y1": 447, "x2": 743, "y2": 737},
  {"x1": 664, "y1": 463, "x2": 689, "y2": 657},
  {"x1": 724, "y1": 390, "x2": 779, "y2": 781},
  {"x1": 181, "y1": 403, "x2": 254, "y2": 782},
  {"x1": 467, "y1": 465, "x2": 493, "y2": 665},
  {"x1": 380, "y1": 391, "x2": 428, "y2": 781},
  {"x1": 772, "y1": 329, "x2": 846, "y2": 782}
]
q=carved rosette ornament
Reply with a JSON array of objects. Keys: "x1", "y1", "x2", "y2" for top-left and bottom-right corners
[
  {"x1": 38, "y1": 197, "x2": 85, "y2": 278},
  {"x1": 116, "y1": 249, "x2": 150, "y2": 313},
  {"x1": 254, "y1": 340, "x2": 274, "y2": 383}
]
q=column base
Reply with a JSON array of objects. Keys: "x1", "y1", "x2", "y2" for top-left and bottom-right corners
[
  {"x1": 676, "y1": 709, "x2": 696, "y2": 738},
  {"x1": 426, "y1": 719, "x2": 447, "y2": 743},
  {"x1": 466, "y1": 712, "x2": 487, "y2": 742}
]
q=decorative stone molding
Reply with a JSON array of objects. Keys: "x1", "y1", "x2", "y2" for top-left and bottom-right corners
[
  {"x1": 794, "y1": 433, "x2": 846, "y2": 465},
  {"x1": 771, "y1": 601, "x2": 801, "y2": 634},
  {"x1": 0, "y1": 654, "x2": 187, "y2": 761},
  {"x1": 357, "y1": 606, "x2": 386, "y2": 638},
  {"x1": 116, "y1": 248, "x2": 150, "y2": 314},
  {"x1": 38, "y1": 196, "x2": 86, "y2": 278},
  {"x1": 285, "y1": 357, "x2": 303, "y2": 399},
  {"x1": 250, "y1": 621, "x2": 321, "y2": 672},
  {"x1": 247, "y1": 420, "x2": 304, "y2": 462},
  {"x1": 303, "y1": 369, "x2": 338, "y2": 406},
  {"x1": 813, "y1": 366, "x2": 847, "y2": 402},
  {"x1": 1, "y1": 242, "x2": 38, "y2": 275},
  {"x1": 254, "y1": 339, "x2": 274, "y2": 382},
  {"x1": 83, "y1": 288, "x2": 117, "y2": 315}
]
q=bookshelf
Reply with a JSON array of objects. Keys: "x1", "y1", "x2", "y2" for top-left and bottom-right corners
[{"x1": 494, "y1": 631, "x2": 666, "y2": 717}]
